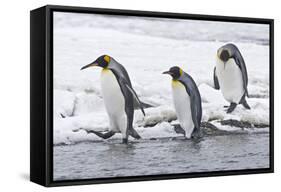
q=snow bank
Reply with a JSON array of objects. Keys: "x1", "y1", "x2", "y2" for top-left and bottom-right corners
[
  {"x1": 54, "y1": 90, "x2": 76, "y2": 118},
  {"x1": 135, "y1": 105, "x2": 177, "y2": 127},
  {"x1": 53, "y1": 86, "x2": 269, "y2": 145}
]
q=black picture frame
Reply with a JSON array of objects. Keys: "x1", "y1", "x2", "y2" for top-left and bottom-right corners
[{"x1": 30, "y1": 4, "x2": 274, "y2": 187}]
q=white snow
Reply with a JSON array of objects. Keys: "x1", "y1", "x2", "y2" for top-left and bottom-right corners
[{"x1": 53, "y1": 12, "x2": 270, "y2": 145}]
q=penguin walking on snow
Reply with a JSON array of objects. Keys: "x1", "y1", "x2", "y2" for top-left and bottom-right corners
[
  {"x1": 81, "y1": 55, "x2": 145, "y2": 144},
  {"x1": 214, "y1": 43, "x2": 251, "y2": 113},
  {"x1": 163, "y1": 66, "x2": 202, "y2": 139}
]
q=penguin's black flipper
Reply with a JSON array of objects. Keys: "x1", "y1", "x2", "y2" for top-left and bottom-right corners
[
  {"x1": 110, "y1": 69, "x2": 145, "y2": 116},
  {"x1": 239, "y1": 94, "x2": 251, "y2": 110},
  {"x1": 179, "y1": 73, "x2": 202, "y2": 133},
  {"x1": 224, "y1": 43, "x2": 249, "y2": 97},
  {"x1": 109, "y1": 59, "x2": 146, "y2": 116},
  {"x1": 139, "y1": 101, "x2": 153, "y2": 108},
  {"x1": 234, "y1": 55, "x2": 249, "y2": 97},
  {"x1": 240, "y1": 95, "x2": 251, "y2": 110},
  {"x1": 242, "y1": 100, "x2": 251, "y2": 109},
  {"x1": 129, "y1": 128, "x2": 141, "y2": 139},
  {"x1": 213, "y1": 67, "x2": 220, "y2": 90},
  {"x1": 190, "y1": 94, "x2": 201, "y2": 132},
  {"x1": 125, "y1": 84, "x2": 146, "y2": 116}
]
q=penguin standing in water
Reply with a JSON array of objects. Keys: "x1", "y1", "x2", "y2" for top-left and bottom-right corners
[
  {"x1": 214, "y1": 43, "x2": 251, "y2": 113},
  {"x1": 163, "y1": 66, "x2": 202, "y2": 139},
  {"x1": 81, "y1": 55, "x2": 145, "y2": 144}
]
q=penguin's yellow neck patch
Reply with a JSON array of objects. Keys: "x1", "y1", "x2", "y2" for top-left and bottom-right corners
[
  {"x1": 172, "y1": 79, "x2": 182, "y2": 88},
  {"x1": 102, "y1": 68, "x2": 110, "y2": 74}
]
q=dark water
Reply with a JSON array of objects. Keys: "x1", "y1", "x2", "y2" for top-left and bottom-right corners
[{"x1": 53, "y1": 133, "x2": 269, "y2": 181}]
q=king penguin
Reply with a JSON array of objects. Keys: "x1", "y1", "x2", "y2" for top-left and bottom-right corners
[
  {"x1": 214, "y1": 43, "x2": 251, "y2": 113},
  {"x1": 81, "y1": 55, "x2": 145, "y2": 144},
  {"x1": 163, "y1": 66, "x2": 202, "y2": 139}
]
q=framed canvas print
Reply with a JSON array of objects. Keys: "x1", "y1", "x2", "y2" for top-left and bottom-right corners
[{"x1": 30, "y1": 5, "x2": 274, "y2": 187}]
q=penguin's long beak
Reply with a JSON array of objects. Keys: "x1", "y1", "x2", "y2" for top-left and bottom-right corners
[
  {"x1": 162, "y1": 71, "x2": 172, "y2": 75},
  {"x1": 80, "y1": 63, "x2": 98, "y2": 70}
]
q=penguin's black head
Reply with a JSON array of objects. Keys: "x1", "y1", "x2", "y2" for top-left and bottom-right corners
[
  {"x1": 162, "y1": 66, "x2": 183, "y2": 80},
  {"x1": 81, "y1": 55, "x2": 110, "y2": 70},
  {"x1": 218, "y1": 49, "x2": 230, "y2": 62}
]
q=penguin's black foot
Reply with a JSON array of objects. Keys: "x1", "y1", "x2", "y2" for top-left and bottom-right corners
[
  {"x1": 122, "y1": 138, "x2": 128, "y2": 144},
  {"x1": 191, "y1": 130, "x2": 201, "y2": 139},
  {"x1": 190, "y1": 135, "x2": 197, "y2": 139},
  {"x1": 241, "y1": 100, "x2": 251, "y2": 110},
  {"x1": 226, "y1": 103, "x2": 237, "y2": 113},
  {"x1": 88, "y1": 130, "x2": 115, "y2": 139},
  {"x1": 173, "y1": 124, "x2": 185, "y2": 135}
]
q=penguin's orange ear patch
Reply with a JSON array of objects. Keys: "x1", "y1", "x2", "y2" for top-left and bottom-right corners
[{"x1": 104, "y1": 55, "x2": 110, "y2": 63}]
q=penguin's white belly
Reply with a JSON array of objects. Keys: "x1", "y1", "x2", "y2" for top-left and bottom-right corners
[
  {"x1": 216, "y1": 58, "x2": 244, "y2": 103},
  {"x1": 172, "y1": 80, "x2": 194, "y2": 138},
  {"x1": 101, "y1": 69, "x2": 127, "y2": 135}
]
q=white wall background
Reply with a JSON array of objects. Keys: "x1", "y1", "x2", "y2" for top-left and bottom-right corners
[{"x1": 0, "y1": 0, "x2": 279, "y2": 191}]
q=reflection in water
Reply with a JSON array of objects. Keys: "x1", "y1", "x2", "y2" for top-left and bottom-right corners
[{"x1": 54, "y1": 133, "x2": 269, "y2": 181}]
